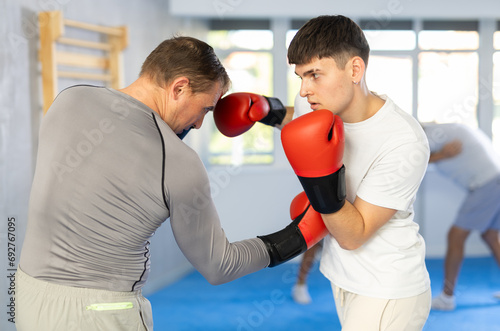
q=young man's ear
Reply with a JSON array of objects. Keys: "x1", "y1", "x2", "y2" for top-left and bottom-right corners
[
  {"x1": 351, "y1": 57, "x2": 365, "y2": 83},
  {"x1": 171, "y1": 77, "x2": 190, "y2": 99}
]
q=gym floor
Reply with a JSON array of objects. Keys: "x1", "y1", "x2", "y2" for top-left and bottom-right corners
[{"x1": 148, "y1": 256, "x2": 500, "y2": 331}]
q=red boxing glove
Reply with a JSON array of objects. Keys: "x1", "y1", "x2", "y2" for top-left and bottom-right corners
[
  {"x1": 213, "y1": 92, "x2": 286, "y2": 137},
  {"x1": 291, "y1": 191, "x2": 329, "y2": 249},
  {"x1": 281, "y1": 109, "x2": 346, "y2": 214},
  {"x1": 258, "y1": 192, "x2": 328, "y2": 267}
]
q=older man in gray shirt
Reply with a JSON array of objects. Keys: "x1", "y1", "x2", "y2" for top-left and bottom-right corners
[{"x1": 17, "y1": 36, "x2": 326, "y2": 331}]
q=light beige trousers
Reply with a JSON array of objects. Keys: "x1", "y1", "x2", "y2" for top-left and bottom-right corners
[{"x1": 332, "y1": 284, "x2": 431, "y2": 331}]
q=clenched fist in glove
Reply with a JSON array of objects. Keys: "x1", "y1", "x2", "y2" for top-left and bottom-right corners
[
  {"x1": 258, "y1": 191, "x2": 328, "y2": 267},
  {"x1": 281, "y1": 109, "x2": 346, "y2": 214},
  {"x1": 213, "y1": 92, "x2": 286, "y2": 137}
]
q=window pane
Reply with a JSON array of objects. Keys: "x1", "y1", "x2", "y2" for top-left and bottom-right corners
[
  {"x1": 287, "y1": 64, "x2": 301, "y2": 106},
  {"x1": 418, "y1": 52, "x2": 478, "y2": 126},
  {"x1": 364, "y1": 30, "x2": 416, "y2": 51},
  {"x1": 209, "y1": 121, "x2": 274, "y2": 165},
  {"x1": 495, "y1": 31, "x2": 500, "y2": 50},
  {"x1": 492, "y1": 52, "x2": 500, "y2": 153},
  {"x1": 207, "y1": 30, "x2": 273, "y2": 50},
  {"x1": 286, "y1": 30, "x2": 300, "y2": 105},
  {"x1": 366, "y1": 55, "x2": 413, "y2": 113},
  {"x1": 286, "y1": 29, "x2": 298, "y2": 48},
  {"x1": 222, "y1": 52, "x2": 273, "y2": 94},
  {"x1": 418, "y1": 31, "x2": 479, "y2": 50},
  {"x1": 209, "y1": 51, "x2": 274, "y2": 165}
]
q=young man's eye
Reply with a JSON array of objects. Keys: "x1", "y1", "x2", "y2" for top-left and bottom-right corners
[{"x1": 308, "y1": 73, "x2": 319, "y2": 80}]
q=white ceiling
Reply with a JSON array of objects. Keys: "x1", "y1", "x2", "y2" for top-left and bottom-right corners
[{"x1": 169, "y1": 0, "x2": 500, "y2": 20}]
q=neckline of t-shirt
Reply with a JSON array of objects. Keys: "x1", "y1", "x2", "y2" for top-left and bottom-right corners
[
  {"x1": 106, "y1": 87, "x2": 157, "y2": 116},
  {"x1": 343, "y1": 94, "x2": 390, "y2": 131}
]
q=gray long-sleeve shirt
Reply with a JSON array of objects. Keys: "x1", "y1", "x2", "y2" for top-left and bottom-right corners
[{"x1": 20, "y1": 85, "x2": 269, "y2": 292}]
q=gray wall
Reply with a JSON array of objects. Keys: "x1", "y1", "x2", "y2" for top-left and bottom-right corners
[{"x1": 1, "y1": 1, "x2": 32, "y2": 329}]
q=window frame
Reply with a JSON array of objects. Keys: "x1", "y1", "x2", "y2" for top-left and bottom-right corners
[{"x1": 200, "y1": 18, "x2": 498, "y2": 165}]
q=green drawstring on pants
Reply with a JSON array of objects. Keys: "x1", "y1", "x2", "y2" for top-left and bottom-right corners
[{"x1": 85, "y1": 302, "x2": 134, "y2": 311}]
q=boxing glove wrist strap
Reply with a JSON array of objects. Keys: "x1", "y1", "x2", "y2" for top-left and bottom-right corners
[
  {"x1": 257, "y1": 222, "x2": 307, "y2": 268},
  {"x1": 259, "y1": 97, "x2": 286, "y2": 127},
  {"x1": 298, "y1": 165, "x2": 346, "y2": 214}
]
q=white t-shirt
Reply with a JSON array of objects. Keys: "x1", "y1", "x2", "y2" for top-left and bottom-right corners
[
  {"x1": 320, "y1": 96, "x2": 431, "y2": 299},
  {"x1": 423, "y1": 123, "x2": 500, "y2": 190}
]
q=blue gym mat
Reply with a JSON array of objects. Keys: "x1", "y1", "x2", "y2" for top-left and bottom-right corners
[{"x1": 148, "y1": 256, "x2": 500, "y2": 330}]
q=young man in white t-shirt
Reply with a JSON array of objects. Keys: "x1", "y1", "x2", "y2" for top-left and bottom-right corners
[{"x1": 283, "y1": 15, "x2": 432, "y2": 330}]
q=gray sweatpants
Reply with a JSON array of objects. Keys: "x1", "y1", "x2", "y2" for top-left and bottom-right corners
[{"x1": 15, "y1": 267, "x2": 153, "y2": 331}]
